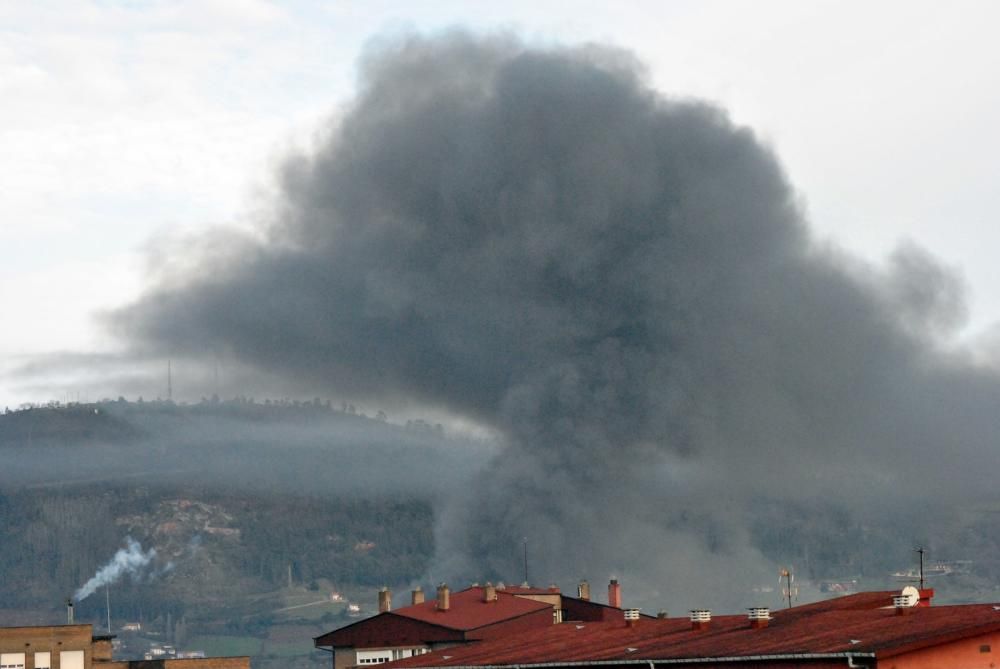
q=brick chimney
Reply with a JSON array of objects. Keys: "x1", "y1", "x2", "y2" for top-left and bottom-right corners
[
  {"x1": 436, "y1": 583, "x2": 450, "y2": 611},
  {"x1": 577, "y1": 580, "x2": 590, "y2": 601},
  {"x1": 608, "y1": 579, "x2": 622, "y2": 608},
  {"x1": 378, "y1": 587, "x2": 391, "y2": 613},
  {"x1": 624, "y1": 608, "x2": 641, "y2": 628},
  {"x1": 412, "y1": 587, "x2": 424, "y2": 606},
  {"x1": 483, "y1": 582, "x2": 497, "y2": 602},
  {"x1": 690, "y1": 609, "x2": 711, "y2": 631},
  {"x1": 748, "y1": 607, "x2": 770, "y2": 628}
]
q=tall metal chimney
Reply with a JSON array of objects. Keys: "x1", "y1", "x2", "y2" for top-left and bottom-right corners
[
  {"x1": 412, "y1": 587, "x2": 425, "y2": 606},
  {"x1": 66, "y1": 599, "x2": 74, "y2": 625},
  {"x1": 436, "y1": 583, "x2": 450, "y2": 611},
  {"x1": 608, "y1": 579, "x2": 622, "y2": 608},
  {"x1": 378, "y1": 587, "x2": 392, "y2": 613},
  {"x1": 577, "y1": 580, "x2": 591, "y2": 601}
]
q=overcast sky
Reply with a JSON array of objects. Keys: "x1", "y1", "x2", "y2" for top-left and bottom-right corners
[{"x1": 2, "y1": 0, "x2": 999, "y2": 409}]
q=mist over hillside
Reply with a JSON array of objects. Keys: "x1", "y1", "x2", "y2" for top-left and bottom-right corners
[{"x1": 0, "y1": 398, "x2": 493, "y2": 496}]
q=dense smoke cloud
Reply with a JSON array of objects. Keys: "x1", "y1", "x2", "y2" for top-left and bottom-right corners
[{"x1": 114, "y1": 33, "x2": 1000, "y2": 608}]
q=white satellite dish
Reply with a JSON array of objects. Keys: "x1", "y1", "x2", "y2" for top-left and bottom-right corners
[{"x1": 900, "y1": 585, "x2": 920, "y2": 607}]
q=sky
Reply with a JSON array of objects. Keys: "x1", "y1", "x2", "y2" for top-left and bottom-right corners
[{"x1": 2, "y1": 0, "x2": 1000, "y2": 409}]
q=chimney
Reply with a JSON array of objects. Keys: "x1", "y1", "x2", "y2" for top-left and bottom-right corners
[
  {"x1": 483, "y1": 582, "x2": 497, "y2": 602},
  {"x1": 436, "y1": 583, "x2": 450, "y2": 611},
  {"x1": 66, "y1": 599, "x2": 74, "y2": 625},
  {"x1": 411, "y1": 587, "x2": 425, "y2": 606},
  {"x1": 608, "y1": 579, "x2": 622, "y2": 608},
  {"x1": 690, "y1": 609, "x2": 711, "y2": 631},
  {"x1": 577, "y1": 580, "x2": 591, "y2": 601},
  {"x1": 624, "y1": 608, "x2": 641, "y2": 628},
  {"x1": 892, "y1": 594, "x2": 914, "y2": 615},
  {"x1": 378, "y1": 587, "x2": 391, "y2": 613},
  {"x1": 748, "y1": 607, "x2": 770, "y2": 628}
]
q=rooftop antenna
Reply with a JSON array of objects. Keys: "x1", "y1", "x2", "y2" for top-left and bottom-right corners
[
  {"x1": 914, "y1": 546, "x2": 926, "y2": 590},
  {"x1": 522, "y1": 537, "x2": 529, "y2": 586},
  {"x1": 779, "y1": 567, "x2": 797, "y2": 609},
  {"x1": 167, "y1": 360, "x2": 173, "y2": 401}
]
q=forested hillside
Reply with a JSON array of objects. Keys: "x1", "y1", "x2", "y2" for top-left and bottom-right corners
[{"x1": 0, "y1": 399, "x2": 487, "y2": 668}]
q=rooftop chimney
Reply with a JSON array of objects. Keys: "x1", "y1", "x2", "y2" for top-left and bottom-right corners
[
  {"x1": 690, "y1": 609, "x2": 711, "y2": 631},
  {"x1": 67, "y1": 599, "x2": 74, "y2": 625},
  {"x1": 892, "y1": 594, "x2": 917, "y2": 615},
  {"x1": 624, "y1": 608, "x2": 641, "y2": 628},
  {"x1": 483, "y1": 582, "x2": 497, "y2": 602},
  {"x1": 577, "y1": 580, "x2": 591, "y2": 601},
  {"x1": 608, "y1": 579, "x2": 622, "y2": 609},
  {"x1": 436, "y1": 583, "x2": 450, "y2": 611},
  {"x1": 748, "y1": 607, "x2": 770, "y2": 628},
  {"x1": 378, "y1": 587, "x2": 391, "y2": 613},
  {"x1": 412, "y1": 587, "x2": 425, "y2": 606}
]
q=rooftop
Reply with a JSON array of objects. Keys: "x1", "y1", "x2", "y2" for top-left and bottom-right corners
[
  {"x1": 393, "y1": 587, "x2": 552, "y2": 631},
  {"x1": 389, "y1": 590, "x2": 1000, "y2": 668}
]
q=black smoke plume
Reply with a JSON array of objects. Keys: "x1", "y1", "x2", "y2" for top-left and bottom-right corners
[{"x1": 113, "y1": 33, "x2": 1000, "y2": 608}]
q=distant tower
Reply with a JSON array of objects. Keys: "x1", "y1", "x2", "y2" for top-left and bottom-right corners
[{"x1": 167, "y1": 360, "x2": 173, "y2": 401}]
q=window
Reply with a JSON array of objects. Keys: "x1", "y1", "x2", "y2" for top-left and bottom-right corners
[
  {"x1": 59, "y1": 650, "x2": 84, "y2": 669},
  {"x1": 34, "y1": 653, "x2": 50, "y2": 669},
  {"x1": 356, "y1": 651, "x2": 392, "y2": 665},
  {"x1": 0, "y1": 653, "x2": 24, "y2": 669}
]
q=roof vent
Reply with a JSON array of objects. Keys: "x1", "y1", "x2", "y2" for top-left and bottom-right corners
[
  {"x1": 624, "y1": 608, "x2": 641, "y2": 627},
  {"x1": 690, "y1": 609, "x2": 711, "y2": 630},
  {"x1": 748, "y1": 607, "x2": 770, "y2": 628}
]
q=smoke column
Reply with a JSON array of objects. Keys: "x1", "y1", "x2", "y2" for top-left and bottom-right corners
[
  {"x1": 113, "y1": 33, "x2": 1000, "y2": 607},
  {"x1": 75, "y1": 537, "x2": 156, "y2": 601}
]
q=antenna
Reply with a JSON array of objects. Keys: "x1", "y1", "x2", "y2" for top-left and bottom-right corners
[
  {"x1": 523, "y1": 537, "x2": 529, "y2": 586},
  {"x1": 106, "y1": 584, "x2": 111, "y2": 633},
  {"x1": 779, "y1": 567, "x2": 797, "y2": 609},
  {"x1": 914, "y1": 546, "x2": 925, "y2": 590},
  {"x1": 167, "y1": 360, "x2": 173, "y2": 401}
]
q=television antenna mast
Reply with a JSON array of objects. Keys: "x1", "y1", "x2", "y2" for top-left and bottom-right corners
[
  {"x1": 779, "y1": 567, "x2": 798, "y2": 609},
  {"x1": 914, "y1": 546, "x2": 926, "y2": 590}
]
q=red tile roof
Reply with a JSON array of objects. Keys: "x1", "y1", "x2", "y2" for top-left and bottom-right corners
[
  {"x1": 389, "y1": 592, "x2": 1000, "y2": 668},
  {"x1": 393, "y1": 588, "x2": 552, "y2": 631}
]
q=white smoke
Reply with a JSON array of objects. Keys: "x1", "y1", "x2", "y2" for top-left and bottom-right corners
[{"x1": 74, "y1": 537, "x2": 157, "y2": 601}]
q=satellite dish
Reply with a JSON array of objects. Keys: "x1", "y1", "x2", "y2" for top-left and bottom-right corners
[{"x1": 900, "y1": 585, "x2": 920, "y2": 607}]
